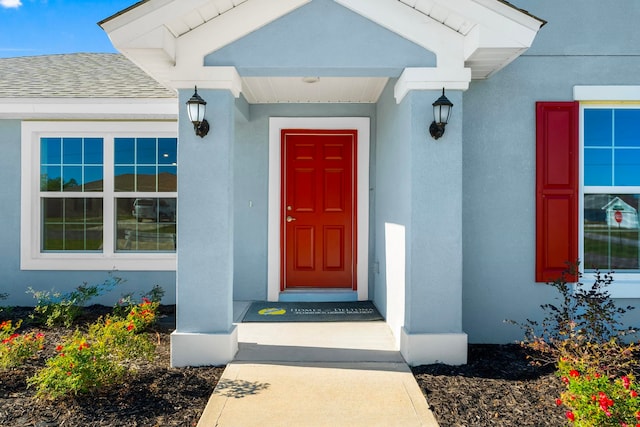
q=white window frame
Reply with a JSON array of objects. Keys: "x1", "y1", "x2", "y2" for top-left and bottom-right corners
[
  {"x1": 21, "y1": 121, "x2": 177, "y2": 271},
  {"x1": 575, "y1": 86, "x2": 640, "y2": 297}
]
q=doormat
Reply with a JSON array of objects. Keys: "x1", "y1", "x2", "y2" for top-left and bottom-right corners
[{"x1": 242, "y1": 301, "x2": 383, "y2": 322}]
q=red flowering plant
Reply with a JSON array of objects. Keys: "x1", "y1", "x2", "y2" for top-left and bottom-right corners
[
  {"x1": 0, "y1": 319, "x2": 45, "y2": 370},
  {"x1": 557, "y1": 360, "x2": 640, "y2": 426},
  {"x1": 113, "y1": 284, "x2": 164, "y2": 323},
  {"x1": 125, "y1": 297, "x2": 159, "y2": 331}
]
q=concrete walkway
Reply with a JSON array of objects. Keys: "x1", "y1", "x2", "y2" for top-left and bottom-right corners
[{"x1": 196, "y1": 309, "x2": 439, "y2": 427}]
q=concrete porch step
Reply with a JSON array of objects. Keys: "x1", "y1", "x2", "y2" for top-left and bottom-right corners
[
  {"x1": 235, "y1": 321, "x2": 405, "y2": 363},
  {"x1": 196, "y1": 315, "x2": 439, "y2": 426}
]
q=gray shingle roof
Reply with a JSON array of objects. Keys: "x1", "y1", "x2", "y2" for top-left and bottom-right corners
[{"x1": 0, "y1": 53, "x2": 176, "y2": 98}]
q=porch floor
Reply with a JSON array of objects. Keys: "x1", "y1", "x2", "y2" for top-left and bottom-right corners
[{"x1": 195, "y1": 302, "x2": 439, "y2": 426}]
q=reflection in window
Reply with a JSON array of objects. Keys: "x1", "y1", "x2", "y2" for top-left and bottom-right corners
[
  {"x1": 38, "y1": 134, "x2": 177, "y2": 255},
  {"x1": 115, "y1": 198, "x2": 177, "y2": 252},
  {"x1": 114, "y1": 137, "x2": 177, "y2": 192},
  {"x1": 42, "y1": 198, "x2": 103, "y2": 251},
  {"x1": 584, "y1": 108, "x2": 640, "y2": 272},
  {"x1": 40, "y1": 137, "x2": 103, "y2": 192},
  {"x1": 584, "y1": 194, "x2": 640, "y2": 271},
  {"x1": 584, "y1": 109, "x2": 640, "y2": 187}
]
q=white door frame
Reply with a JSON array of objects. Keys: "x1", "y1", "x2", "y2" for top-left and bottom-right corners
[{"x1": 268, "y1": 117, "x2": 370, "y2": 301}]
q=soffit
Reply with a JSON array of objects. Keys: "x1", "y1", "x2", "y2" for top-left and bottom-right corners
[
  {"x1": 241, "y1": 77, "x2": 388, "y2": 104},
  {"x1": 100, "y1": 0, "x2": 544, "y2": 102}
]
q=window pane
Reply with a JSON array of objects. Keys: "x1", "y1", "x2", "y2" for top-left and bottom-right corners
[
  {"x1": 114, "y1": 166, "x2": 135, "y2": 192},
  {"x1": 115, "y1": 197, "x2": 176, "y2": 252},
  {"x1": 158, "y1": 166, "x2": 177, "y2": 192},
  {"x1": 136, "y1": 138, "x2": 156, "y2": 164},
  {"x1": 584, "y1": 109, "x2": 612, "y2": 147},
  {"x1": 136, "y1": 166, "x2": 157, "y2": 192},
  {"x1": 615, "y1": 149, "x2": 640, "y2": 186},
  {"x1": 115, "y1": 138, "x2": 135, "y2": 164},
  {"x1": 584, "y1": 194, "x2": 640, "y2": 271},
  {"x1": 41, "y1": 138, "x2": 61, "y2": 164},
  {"x1": 63, "y1": 138, "x2": 83, "y2": 164},
  {"x1": 84, "y1": 138, "x2": 103, "y2": 164},
  {"x1": 584, "y1": 148, "x2": 612, "y2": 186},
  {"x1": 84, "y1": 166, "x2": 103, "y2": 192},
  {"x1": 42, "y1": 198, "x2": 103, "y2": 251},
  {"x1": 62, "y1": 166, "x2": 83, "y2": 192},
  {"x1": 158, "y1": 138, "x2": 177, "y2": 165},
  {"x1": 615, "y1": 110, "x2": 640, "y2": 148},
  {"x1": 41, "y1": 165, "x2": 62, "y2": 191}
]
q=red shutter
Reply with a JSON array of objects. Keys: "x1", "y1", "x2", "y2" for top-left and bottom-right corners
[{"x1": 536, "y1": 102, "x2": 579, "y2": 282}]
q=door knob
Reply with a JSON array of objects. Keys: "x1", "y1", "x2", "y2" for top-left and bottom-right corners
[{"x1": 286, "y1": 215, "x2": 296, "y2": 222}]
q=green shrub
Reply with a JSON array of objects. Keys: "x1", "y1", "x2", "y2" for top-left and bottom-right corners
[
  {"x1": 0, "y1": 319, "x2": 44, "y2": 370},
  {"x1": 508, "y1": 262, "x2": 640, "y2": 426},
  {"x1": 508, "y1": 263, "x2": 637, "y2": 373},
  {"x1": 28, "y1": 299, "x2": 158, "y2": 399},
  {"x1": 28, "y1": 275, "x2": 122, "y2": 327}
]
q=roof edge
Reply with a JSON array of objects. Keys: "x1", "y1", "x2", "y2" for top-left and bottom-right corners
[
  {"x1": 97, "y1": 0, "x2": 150, "y2": 28},
  {"x1": 494, "y1": 0, "x2": 547, "y2": 27}
]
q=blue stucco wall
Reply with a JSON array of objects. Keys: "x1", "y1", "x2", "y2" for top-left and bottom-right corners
[
  {"x1": 462, "y1": 0, "x2": 640, "y2": 343},
  {"x1": 373, "y1": 79, "x2": 412, "y2": 335},
  {"x1": 0, "y1": 120, "x2": 175, "y2": 307},
  {"x1": 205, "y1": 0, "x2": 435, "y2": 77}
]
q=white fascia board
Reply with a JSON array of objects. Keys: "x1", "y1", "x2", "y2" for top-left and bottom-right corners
[
  {"x1": 335, "y1": 0, "x2": 465, "y2": 69},
  {"x1": 0, "y1": 98, "x2": 178, "y2": 120},
  {"x1": 473, "y1": 0, "x2": 545, "y2": 31},
  {"x1": 574, "y1": 86, "x2": 640, "y2": 101},
  {"x1": 394, "y1": 67, "x2": 471, "y2": 103},
  {"x1": 443, "y1": 0, "x2": 542, "y2": 46},
  {"x1": 102, "y1": 0, "x2": 208, "y2": 43}
]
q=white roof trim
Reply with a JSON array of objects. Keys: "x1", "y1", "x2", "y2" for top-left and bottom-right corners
[
  {"x1": 0, "y1": 98, "x2": 177, "y2": 120},
  {"x1": 336, "y1": 0, "x2": 466, "y2": 69},
  {"x1": 104, "y1": 0, "x2": 310, "y2": 88},
  {"x1": 101, "y1": 0, "x2": 543, "y2": 100},
  {"x1": 574, "y1": 86, "x2": 640, "y2": 101}
]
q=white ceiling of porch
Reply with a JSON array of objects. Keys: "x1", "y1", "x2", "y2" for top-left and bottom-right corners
[{"x1": 241, "y1": 76, "x2": 388, "y2": 104}]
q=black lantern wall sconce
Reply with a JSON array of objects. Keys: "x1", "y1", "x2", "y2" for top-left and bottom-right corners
[
  {"x1": 429, "y1": 88, "x2": 453, "y2": 140},
  {"x1": 186, "y1": 86, "x2": 210, "y2": 138}
]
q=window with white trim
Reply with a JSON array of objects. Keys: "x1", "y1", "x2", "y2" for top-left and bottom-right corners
[
  {"x1": 22, "y1": 122, "x2": 178, "y2": 271},
  {"x1": 582, "y1": 107, "x2": 640, "y2": 272}
]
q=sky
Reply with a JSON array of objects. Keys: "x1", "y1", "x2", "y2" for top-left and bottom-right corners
[{"x1": 0, "y1": 0, "x2": 138, "y2": 58}]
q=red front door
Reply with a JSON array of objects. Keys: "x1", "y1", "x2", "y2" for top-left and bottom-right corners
[{"x1": 281, "y1": 129, "x2": 357, "y2": 290}]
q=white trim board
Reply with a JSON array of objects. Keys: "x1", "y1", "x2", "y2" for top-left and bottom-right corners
[
  {"x1": 268, "y1": 117, "x2": 370, "y2": 301},
  {"x1": 574, "y1": 86, "x2": 640, "y2": 101}
]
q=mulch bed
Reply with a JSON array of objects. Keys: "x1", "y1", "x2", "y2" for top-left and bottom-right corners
[
  {"x1": 413, "y1": 344, "x2": 567, "y2": 427},
  {"x1": 2, "y1": 305, "x2": 568, "y2": 426},
  {"x1": 0, "y1": 305, "x2": 224, "y2": 427}
]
